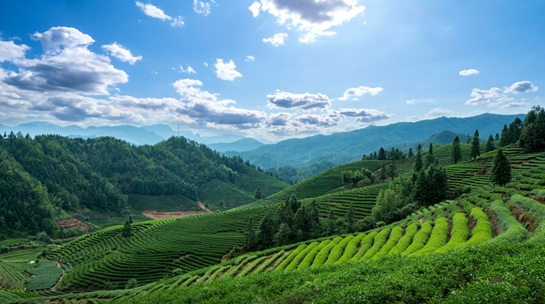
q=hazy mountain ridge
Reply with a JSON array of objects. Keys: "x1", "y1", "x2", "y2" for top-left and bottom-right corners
[{"x1": 228, "y1": 113, "x2": 524, "y2": 169}]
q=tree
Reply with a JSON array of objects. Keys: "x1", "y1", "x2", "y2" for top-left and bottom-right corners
[
  {"x1": 254, "y1": 186, "x2": 263, "y2": 200},
  {"x1": 121, "y1": 219, "x2": 133, "y2": 238},
  {"x1": 491, "y1": 149, "x2": 511, "y2": 186},
  {"x1": 520, "y1": 106, "x2": 545, "y2": 152},
  {"x1": 273, "y1": 223, "x2": 291, "y2": 246},
  {"x1": 451, "y1": 136, "x2": 462, "y2": 164},
  {"x1": 470, "y1": 130, "x2": 480, "y2": 159},
  {"x1": 495, "y1": 133, "x2": 500, "y2": 141},
  {"x1": 485, "y1": 135, "x2": 495, "y2": 152},
  {"x1": 414, "y1": 144, "x2": 423, "y2": 172},
  {"x1": 499, "y1": 124, "x2": 509, "y2": 147},
  {"x1": 425, "y1": 143, "x2": 435, "y2": 168},
  {"x1": 408, "y1": 148, "x2": 414, "y2": 158},
  {"x1": 378, "y1": 147, "x2": 386, "y2": 160},
  {"x1": 243, "y1": 219, "x2": 257, "y2": 250}
]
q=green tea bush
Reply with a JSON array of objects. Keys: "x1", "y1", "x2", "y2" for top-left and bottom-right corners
[
  {"x1": 324, "y1": 236, "x2": 354, "y2": 265},
  {"x1": 435, "y1": 213, "x2": 469, "y2": 253},
  {"x1": 402, "y1": 221, "x2": 433, "y2": 256},
  {"x1": 388, "y1": 222, "x2": 419, "y2": 255},
  {"x1": 411, "y1": 217, "x2": 449, "y2": 256}
]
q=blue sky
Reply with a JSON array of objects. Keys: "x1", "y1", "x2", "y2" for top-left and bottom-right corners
[{"x1": 0, "y1": 0, "x2": 543, "y2": 141}]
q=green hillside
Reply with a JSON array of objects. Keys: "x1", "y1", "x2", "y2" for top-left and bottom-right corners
[
  {"x1": 3, "y1": 148, "x2": 545, "y2": 303},
  {"x1": 0, "y1": 134, "x2": 289, "y2": 237}
]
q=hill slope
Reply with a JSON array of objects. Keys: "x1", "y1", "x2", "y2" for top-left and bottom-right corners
[{"x1": 0, "y1": 134, "x2": 288, "y2": 236}]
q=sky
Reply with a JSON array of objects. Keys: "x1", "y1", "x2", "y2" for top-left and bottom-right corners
[{"x1": 0, "y1": 0, "x2": 544, "y2": 142}]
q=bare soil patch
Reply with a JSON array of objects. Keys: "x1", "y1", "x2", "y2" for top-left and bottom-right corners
[{"x1": 55, "y1": 217, "x2": 93, "y2": 231}]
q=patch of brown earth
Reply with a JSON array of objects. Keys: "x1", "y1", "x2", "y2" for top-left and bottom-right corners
[
  {"x1": 142, "y1": 210, "x2": 210, "y2": 220},
  {"x1": 486, "y1": 208, "x2": 502, "y2": 236},
  {"x1": 55, "y1": 217, "x2": 93, "y2": 231},
  {"x1": 509, "y1": 205, "x2": 539, "y2": 232}
]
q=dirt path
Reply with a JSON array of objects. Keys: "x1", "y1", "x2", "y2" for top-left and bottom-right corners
[{"x1": 197, "y1": 201, "x2": 212, "y2": 212}]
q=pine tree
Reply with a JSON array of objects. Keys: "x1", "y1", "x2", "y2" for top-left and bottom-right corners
[
  {"x1": 378, "y1": 147, "x2": 386, "y2": 160},
  {"x1": 485, "y1": 135, "x2": 495, "y2": 152},
  {"x1": 408, "y1": 148, "x2": 414, "y2": 158},
  {"x1": 470, "y1": 130, "x2": 480, "y2": 159},
  {"x1": 499, "y1": 124, "x2": 509, "y2": 147},
  {"x1": 491, "y1": 149, "x2": 511, "y2": 186},
  {"x1": 451, "y1": 136, "x2": 462, "y2": 164},
  {"x1": 415, "y1": 144, "x2": 423, "y2": 172},
  {"x1": 425, "y1": 143, "x2": 435, "y2": 168},
  {"x1": 254, "y1": 186, "x2": 263, "y2": 199},
  {"x1": 122, "y1": 220, "x2": 133, "y2": 238},
  {"x1": 243, "y1": 219, "x2": 257, "y2": 250}
]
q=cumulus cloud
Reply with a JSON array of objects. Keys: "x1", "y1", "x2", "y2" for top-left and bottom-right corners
[
  {"x1": 135, "y1": 1, "x2": 184, "y2": 27},
  {"x1": 102, "y1": 42, "x2": 142, "y2": 65},
  {"x1": 267, "y1": 90, "x2": 330, "y2": 110},
  {"x1": 249, "y1": 2, "x2": 261, "y2": 17},
  {"x1": 252, "y1": 0, "x2": 365, "y2": 43},
  {"x1": 459, "y1": 69, "x2": 479, "y2": 76},
  {"x1": 245, "y1": 55, "x2": 255, "y2": 62},
  {"x1": 4, "y1": 27, "x2": 128, "y2": 95},
  {"x1": 0, "y1": 39, "x2": 29, "y2": 62},
  {"x1": 426, "y1": 107, "x2": 453, "y2": 117},
  {"x1": 505, "y1": 81, "x2": 538, "y2": 94},
  {"x1": 193, "y1": 0, "x2": 216, "y2": 15},
  {"x1": 263, "y1": 33, "x2": 288, "y2": 47},
  {"x1": 173, "y1": 78, "x2": 265, "y2": 129},
  {"x1": 32, "y1": 26, "x2": 94, "y2": 53},
  {"x1": 296, "y1": 113, "x2": 339, "y2": 127},
  {"x1": 338, "y1": 86, "x2": 383, "y2": 101},
  {"x1": 406, "y1": 99, "x2": 435, "y2": 105},
  {"x1": 339, "y1": 108, "x2": 392, "y2": 122},
  {"x1": 214, "y1": 59, "x2": 242, "y2": 81},
  {"x1": 466, "y1": 87, "x2": 512, "y2": 106},
  {"x1": 267, "y1": 112, "x2": 292, "y2": 126}
]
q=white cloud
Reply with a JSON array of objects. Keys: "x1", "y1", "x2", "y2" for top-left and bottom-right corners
[
  {"x1": 5, "y1": 27, "x2": 128, "y2": 96},
  {"x1": 338, "y1": 86, "x2": 383, "y2": 101},
  {"x1": 214, "y1": 59, "x2": 242, "y2": 81},
  {"x1": 193, "y1": 0, "x2": 216, "y2": 15},
  {"x1": 32, "y1": 26, "x2": 94, "y2": 53},
  {"x1": 426, "y1": 107, "x2": 452, "y2": 117},
  {"x1": 102, "y1": 42, "x2": 142, "y2": 65},
  {"x1": 173, "y1": 78, "x2": 266, "y2": 129},
  {"x1": 505, "y1": 81, "x2": 538, "y2": 94},
  {"x1": 245, "y1": 55, "x2": 255, "y2": 62},
  {"x1": 296, "y1": 113, "x2": 339, "y2": 127},
  {"x1": 253, "y1": 0, "x2": 365, "y2": 43},
  {"x1": 135, "y1": 1, "x2": 171, "y2": 20},
  {"x1": 459, "y1": 69, "x2": 479, "y2": 76},
  {"x1": 466, "y1": 87, "x2": 512, "y2": 106},
  {"x1": 0, "y1": 39, "x2": 29, "y2": 62},
  {"x1": 338, "y1": 108, "x2": 392, "y2": 122},
  {"x1": 249, "y1": 2, "x2": 261, "y2": 18},
  {"x1": 501, "y1": 102, "x2": 529, "y2": 109},
  {"x1": 135, "y1": 1, "x2": 184, "y2": 27},
  {"x1": 267, "y1": 90, "x2": 330, "y2": 110},
  {"x1": 263, "y1": 33, "x2": 288, "y2": 47},
  {"x1": 179, "y1": 65, "x2": 196, "y2": 74}
]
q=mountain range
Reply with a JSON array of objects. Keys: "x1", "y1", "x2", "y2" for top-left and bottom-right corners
[{"x1": 226, "y1": 113, "x2": 524, "y2": 168}]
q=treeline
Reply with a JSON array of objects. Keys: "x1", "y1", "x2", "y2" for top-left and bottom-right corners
[{"x1": 0, "y1": 134, "x2": 260, "y2": 237}]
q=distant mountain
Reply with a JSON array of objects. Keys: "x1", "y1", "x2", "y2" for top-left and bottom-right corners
[
  {"x1": 209, "y1": 138, "x2": 265, "y2": 152},
  {"x1": 227, "y1": 113, "x2": 524, "y2": 169},
  {"x1": 0, "y1": 122, "x2": 246, "y2": 146}
]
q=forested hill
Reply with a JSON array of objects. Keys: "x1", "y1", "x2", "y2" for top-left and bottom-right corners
[
  {"x1": 0, "y1": 134, "x2": 288, "y2": 237},
  {"x1": 229, "y1": 113, "x2": 524, "y2": 169}
]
